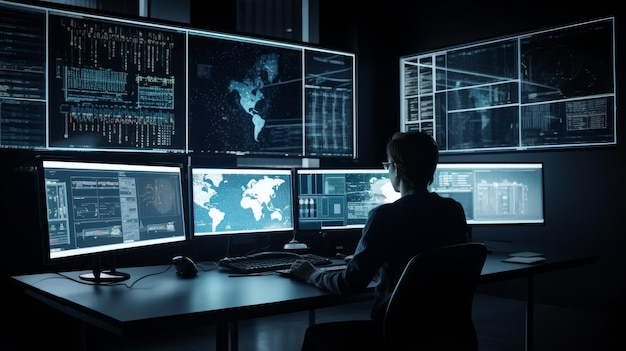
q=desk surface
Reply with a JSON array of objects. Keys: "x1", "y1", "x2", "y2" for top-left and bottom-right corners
[
  {"x1": 12, "y1": 262, "x2": 359, "y2": 335},
  {"x1": 480, "y1": 249, "x2": 598, "y2": 283},
  {"x1": 11, "y1": 249, "x2": 598, "y2": 337}
]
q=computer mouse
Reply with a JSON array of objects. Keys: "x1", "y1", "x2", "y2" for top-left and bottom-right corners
[{"x1": 172, "y1": 255, "x2": 198, "y2": 277}]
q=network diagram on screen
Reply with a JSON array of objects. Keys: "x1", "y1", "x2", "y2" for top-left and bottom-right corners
[
  {"x1": 400, "y1": 17, "x2": 616, "y2": 153},
  {"x1": 0, "y1": 1, "x2": 356, "y2": 158},
  {"x1": 191, "y1": 168, "x2": 294, "y2": 236}
]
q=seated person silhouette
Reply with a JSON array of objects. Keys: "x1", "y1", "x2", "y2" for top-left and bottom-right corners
[{"x1": 287, "y1": 131, "x2": 470, "y2": 350}]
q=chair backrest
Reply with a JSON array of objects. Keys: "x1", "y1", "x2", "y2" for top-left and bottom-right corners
[{"x1": 383, "y1": 242, "x2": 488, "y2": 351}]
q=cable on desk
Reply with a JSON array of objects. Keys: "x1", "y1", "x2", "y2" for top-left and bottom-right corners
[
  {"x1": 197, "y1": 261, "x2": 219, "y2": 272},
  {"x1": 55, "y1": 265, "x2": 174, "y2": 288},
  {"x1": 124, "y1": 265, "x2": 174, "y2": 288}
]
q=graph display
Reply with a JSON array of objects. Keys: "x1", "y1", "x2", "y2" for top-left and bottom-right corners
[{"x1": 400, "y1": 17, "x2": 615, "y2": 152}]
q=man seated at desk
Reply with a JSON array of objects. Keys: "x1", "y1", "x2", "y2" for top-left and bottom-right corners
[{"x1": 287, "y1": 131, "x2": 469, "y2": 350}]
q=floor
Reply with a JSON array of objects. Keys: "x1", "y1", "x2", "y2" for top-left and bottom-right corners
[{"x1": 95, "y1": 293, "x2": 614, "y2": 351}]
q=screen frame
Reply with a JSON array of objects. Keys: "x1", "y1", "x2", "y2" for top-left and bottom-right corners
[
  {"x1": 190, "y1": 166, "x2": 296, "y2": 237},
  {"x1": 431, "y1": 162, "x2": 546, "y2": 226},
  {"x1": 0, "y1": 0, "x2": 357, "y2": 159},
  {"x1": 399, "y1": 17, "x2": 616, "y2": 153},
  {"x1": 36, "y1": 155, "x2": 189, "y2": 265},
  {"x1": 295, "y1": 167, "x2": 401, "y2": 231}
]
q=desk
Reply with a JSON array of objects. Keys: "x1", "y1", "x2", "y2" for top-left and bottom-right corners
[
  {"x1": 480, "y1": 249, "x2": 598, "y2": 351},
  {"x1": 11, "y1": 261, "x2": 369, "y2": 351},
  {"x1": 12, "y1": 249, "x2": 597, "y2": 351}
]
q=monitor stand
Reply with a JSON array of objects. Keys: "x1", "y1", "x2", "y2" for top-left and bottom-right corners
[
  {"x1": 79, "y1": 270, "x2": 130, "y2": 283},
  {"x1": 79, "y1": 256, "x2": 130, "y2": 283},
  {"x1": 283, "y1": 230, "x2": 308, "y2": 250},
  {"x1": 283, "y1": 239, "x2": 308, "y2": 250}
]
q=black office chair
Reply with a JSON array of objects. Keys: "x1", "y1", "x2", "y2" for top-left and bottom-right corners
[
  {"x1": 383, "y1": 242, "x2": 488, "y2": 350},
  {"x1": 301, "y1": 242, "x2": 487, "y2": 351}
]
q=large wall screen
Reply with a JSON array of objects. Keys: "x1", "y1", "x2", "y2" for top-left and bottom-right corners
[
  {"x1": 47, "y1": 13, "x2": 187, "y2": 152},
  {"x1": 188, "y1": 33, "x2": 355, "y2": 158},
  {"x1": 0, "y1": 1, "x2": 356, "y2": 158},
  {"x1": 400, "y1": 17, "x2": 616, "y2": 153}
]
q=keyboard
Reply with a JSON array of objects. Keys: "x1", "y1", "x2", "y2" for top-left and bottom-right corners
[{"x1": 218, "y1": 251, "x2": 333, "y2": 274}]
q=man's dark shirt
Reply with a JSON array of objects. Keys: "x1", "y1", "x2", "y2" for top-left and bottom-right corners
[{"x1": 308, "y1": 189, "x2": 468, "y2": 322}]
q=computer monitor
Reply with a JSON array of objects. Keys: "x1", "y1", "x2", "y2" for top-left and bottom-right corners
[
  {"x1": 191, "y1": 167, "x2": 295, "y2": 236},
  {"x1": 430, "y1": 163, "x2": 545, "y2": 225},
  {"x1": 38, "y1": 158, "x2": 187, "y2": 283},
  {"x1": 296, "y1": 163, "x2": 544, "y2": 231},
  {"x1": 295, "y1": 168, "x2": 400, "y2": 231}
]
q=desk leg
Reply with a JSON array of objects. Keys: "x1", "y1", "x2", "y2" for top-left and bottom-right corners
[
  {"x1": 74, "y1": 319, "x2": 86, "y2": 351},
  {"x1": 526, "y1": 275, "x2": 534, "y2": 351},
  {"x1": 216, "y1": 321, "x2": 239, "y2": 351},
  {"x1": 216, "y1": 322, "x2": 228, "y2": 351},
  {"x1": 230, "y1": 321, "x2": 238, "y2": 351}
]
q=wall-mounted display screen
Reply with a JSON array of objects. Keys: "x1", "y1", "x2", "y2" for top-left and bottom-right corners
[
  {"x1": 191, "y1": 167, "x2": 294, "y2": 236},
  {"x1": 296, "y1": 168, "x2": 400, "y2": 230},
  {"x1": 430, "y1": 163, "x2": 544, "y2": 225},
  {"x1": 47, "y1": 13, "x2": 187, "y2": 153},
  {"x1": 0, "y1": 1, "x2": 356, "y2": 158},
  {"x1": 0, "y1": 3, "x2": 47, "y2": 149},
  {"x1": 400, "y1": 17, "x2": 615, "y2": 153},
  {"x1": 188, "y1": 35, "x2": 303, "y2": 156},
  {"x1": 187, "y1": 32, "x2": 355, "y2": 158}
]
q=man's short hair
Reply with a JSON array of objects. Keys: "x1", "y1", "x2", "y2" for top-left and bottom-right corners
[{"x1": 386, "y1": 131, "x2": 439, "y2": 187}]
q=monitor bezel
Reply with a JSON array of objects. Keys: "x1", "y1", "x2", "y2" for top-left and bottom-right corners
[
  {"x1": 432, "y1": 162, "x2": 546, "y2": 226},
  {"x1": 190, "y1": 166, "x2": 297, "y2": 238},
  {"x1": 399, "y1": 17, "x2": 616, "y2": 154},
  {"x1": 294, "y1": 167, "x2": 401, "y2": 231},
  {"x1": 0, "y1": 0, "x2": 358, "y2": 159},
  {"x1": 36, "y1": 154, "x2": 189, "y2": 266}
]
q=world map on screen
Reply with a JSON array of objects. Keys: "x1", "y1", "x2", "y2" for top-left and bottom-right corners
[
  {"x1": 192, "y1": 171, "x2": 292, "y2": 234},
  {"x1": 228, "y1": 53, "x2": 279, "y2": 142},
  {"x1": 188, "y1": 35, "x2": 303, "y2": 156}
]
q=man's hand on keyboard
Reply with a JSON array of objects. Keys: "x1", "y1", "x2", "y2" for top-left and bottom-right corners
[{"x1": 288, "y1": 259, "x2": 317, "y2": 281}]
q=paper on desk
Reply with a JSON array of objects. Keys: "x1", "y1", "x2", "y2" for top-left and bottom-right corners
[
  {"x1": 509, "y1": 251, "x2": 544, "y2": 257},
  {"x1": 502, "y1": 256, "x2": 547, "y2": 264}
]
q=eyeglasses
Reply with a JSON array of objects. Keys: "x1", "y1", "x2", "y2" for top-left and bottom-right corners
[{"x1": 382, "y1": 161, "x2": 392, "y2": 170}]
